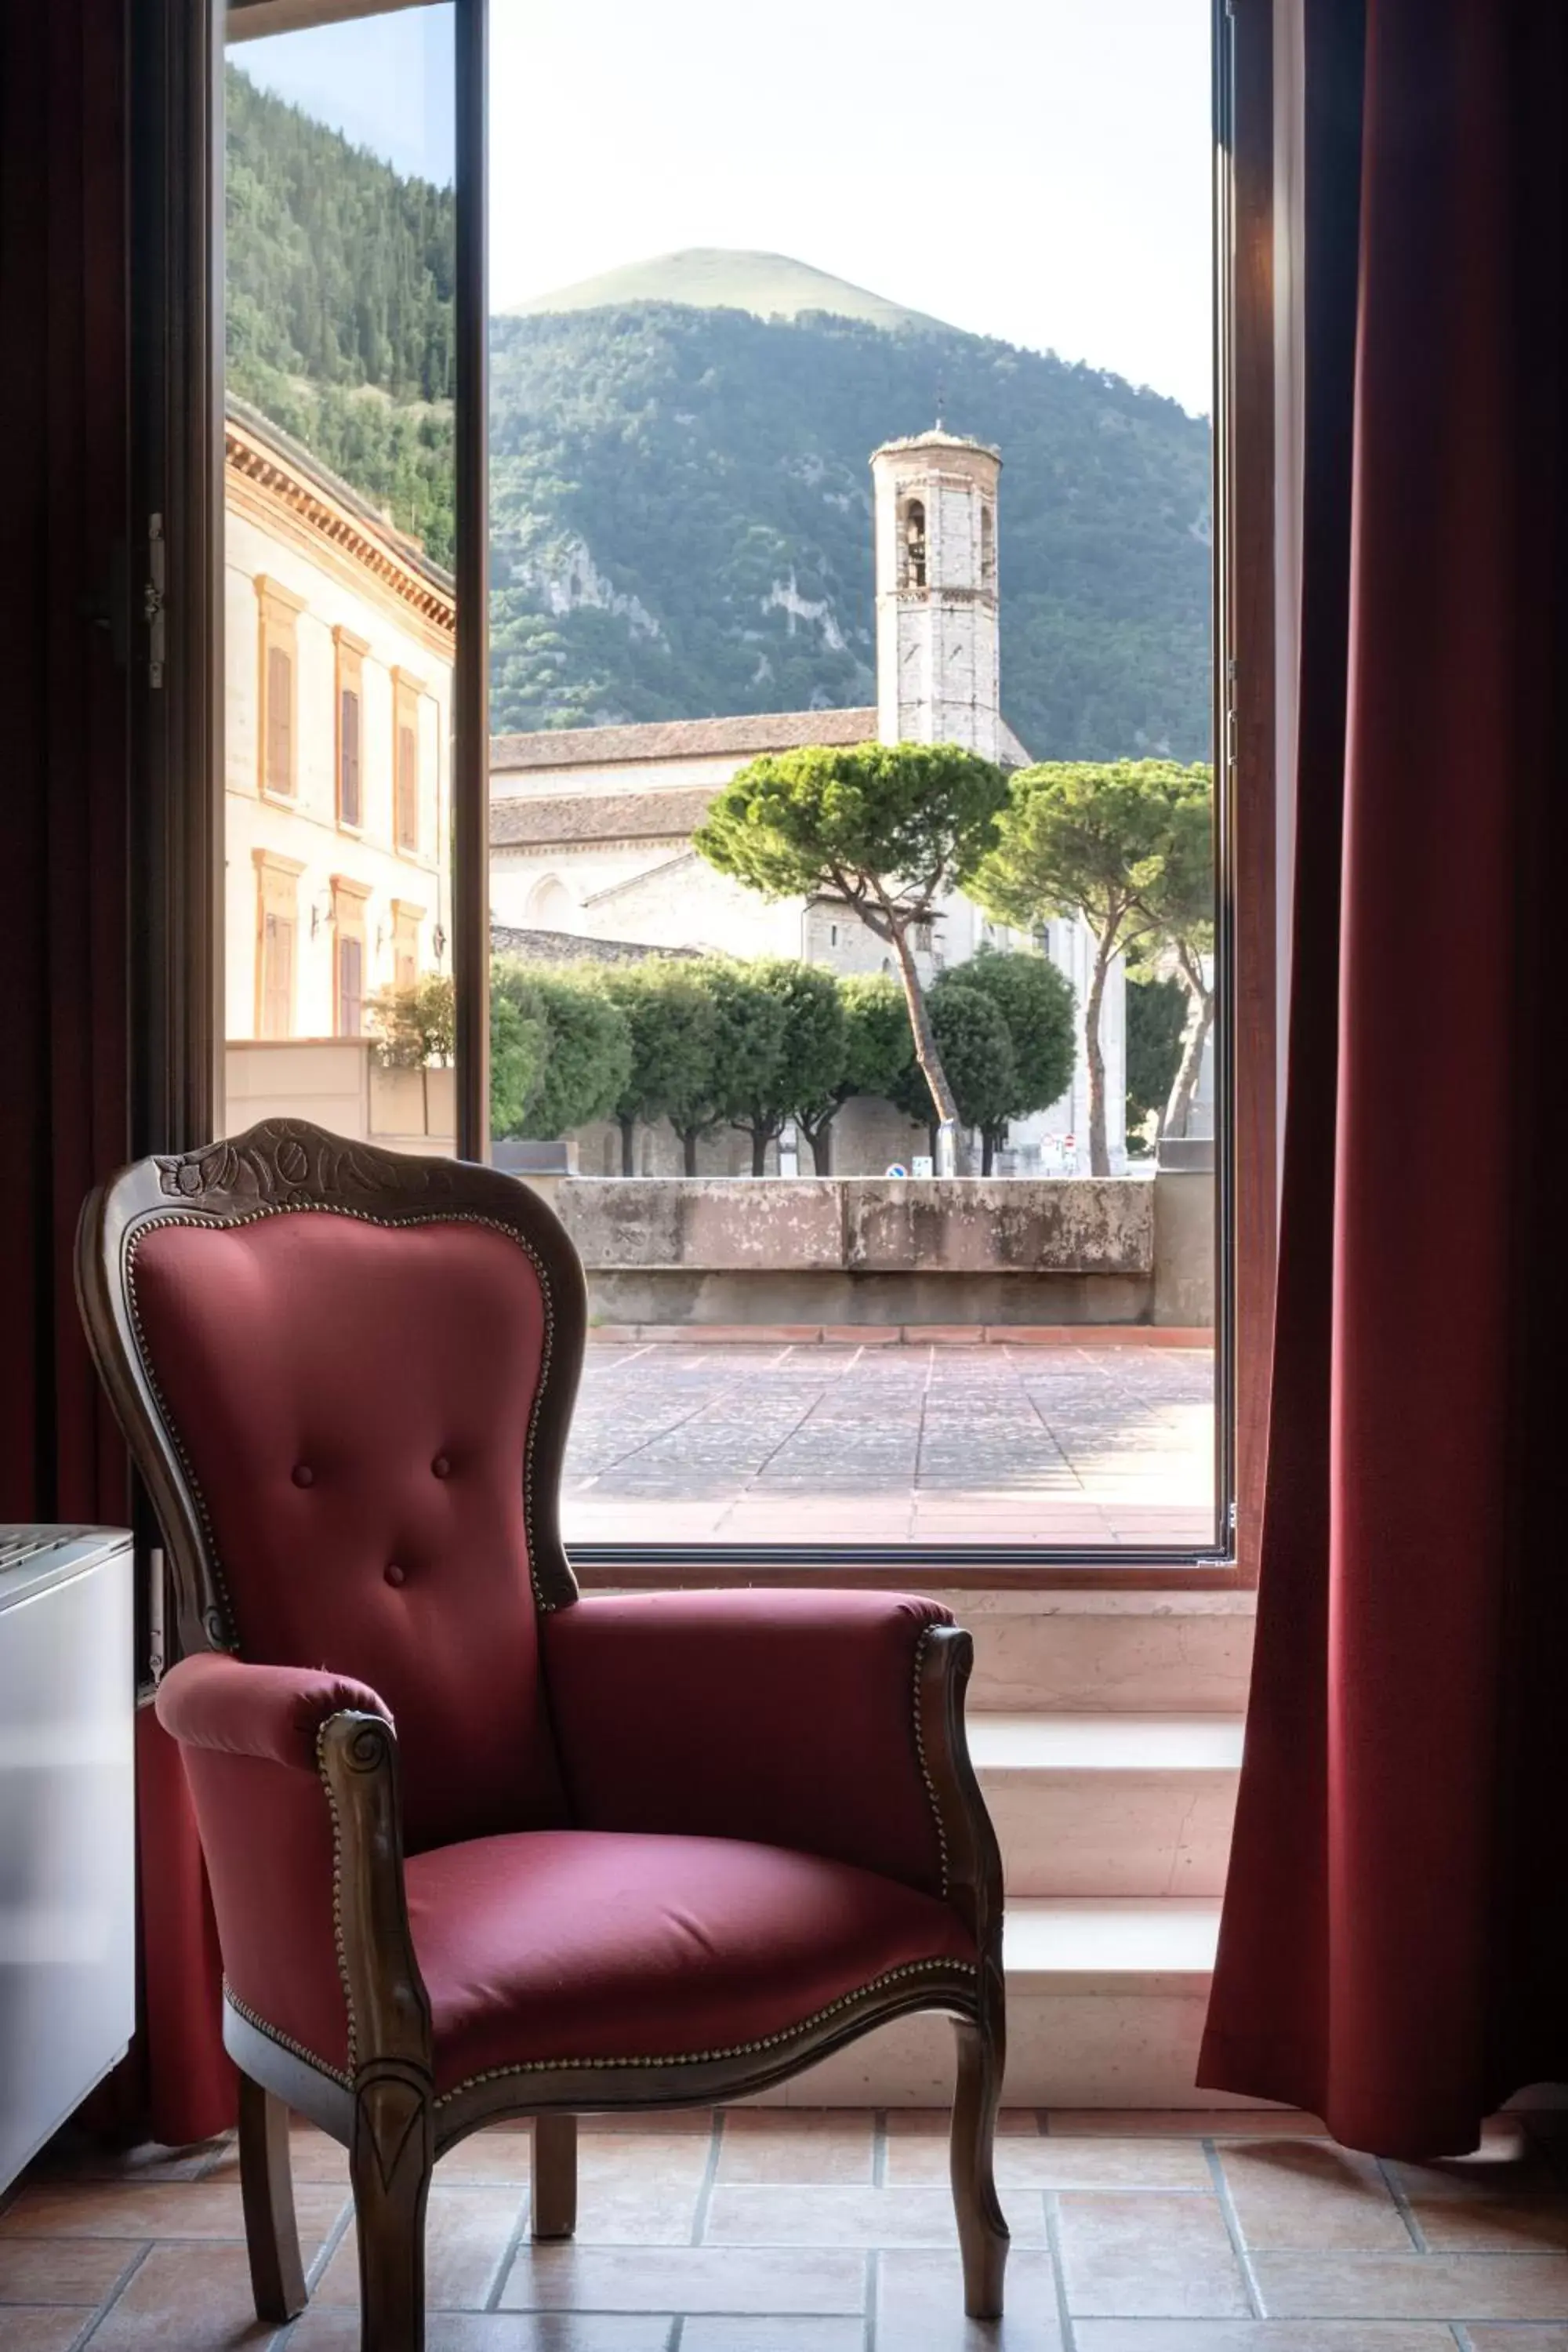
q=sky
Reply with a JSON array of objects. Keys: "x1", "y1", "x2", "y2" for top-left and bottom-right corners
[{"x1": 234, "y1": 0, "x2": 1214, "y2": 416}]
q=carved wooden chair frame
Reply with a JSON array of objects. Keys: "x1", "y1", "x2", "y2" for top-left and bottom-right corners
[{"x1": 77, "y1": 1119, "x2": 1007, "y2": 2349}]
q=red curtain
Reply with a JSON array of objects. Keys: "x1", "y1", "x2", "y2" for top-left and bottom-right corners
[
  {"x1": 1200, "y1": 0, "x2": 1568, "y2": 2158},
  {"x1": 2, "y1": 0, "x2": 235, "y2": 2152}
]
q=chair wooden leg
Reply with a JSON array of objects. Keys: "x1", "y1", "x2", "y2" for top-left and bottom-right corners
[
  {"x1": 350, "y1": 2072, "x2": 434, "y2": 2352},
  {"x1": 238, "y1": 2072, "x2": 307, "y2": 2322},
  {"x1": 530, "y1": 2111, "x2": 578, "y2": 2240},
  {"x1": 951, "y1": 2017, "x2": 1009, "y2": 2319}
]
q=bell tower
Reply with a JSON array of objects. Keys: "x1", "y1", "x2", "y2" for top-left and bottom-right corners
[{"x1": 871, "y1": 429, "x2": 1002, "y2": 760}]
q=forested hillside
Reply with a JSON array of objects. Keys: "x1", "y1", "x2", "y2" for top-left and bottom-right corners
[
  {"x1": 489, "y1": 299, "x2": 1211, "y2": 759},
  {"x1": 225, "y1": 68, "x2": 1213, "y2": 760},
  {"x1": 225, "y1": 66, "x2": 458, "y2": 566}
]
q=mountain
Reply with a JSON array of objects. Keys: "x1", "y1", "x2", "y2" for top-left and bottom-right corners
[
  {"x1": 510, "y1": 249, "x2": 948, "y2": 336},
  {"x1": 489, "y1": 303, "x2": 1212, "y2": 759},
  {"x1": 224, "y1": 77, "x2": 1213, "y2": 762}
]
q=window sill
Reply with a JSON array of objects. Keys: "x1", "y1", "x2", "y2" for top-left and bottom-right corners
[{"x1": 568, "y1": 1554, "x2": 1254, "y2": 1596}]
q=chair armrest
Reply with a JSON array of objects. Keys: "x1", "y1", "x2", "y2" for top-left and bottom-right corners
[
  {"x1": 156, "y1": 1654, "x2": 428, "y2": 2092},
  {"x1": 543, "y1": 1589, "x2": 967, "y2": 1901},
  {"x1": 155, "y1": 1650, "x2": 391, "y2": 1768}
]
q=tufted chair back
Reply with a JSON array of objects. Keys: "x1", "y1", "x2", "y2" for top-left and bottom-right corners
[{"x1": 79, "y1": 1123, "x2": 587, "y2": 1855}]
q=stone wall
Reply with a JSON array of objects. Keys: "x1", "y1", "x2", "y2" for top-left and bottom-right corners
[
  {"x1": 223, "y1": 1040, "x2": 456, "y2": 1156},
  {"x1": 216, "y1": 1047, "x2": 1214, "y2": 1327},
  {"x1": 522, "y1": 1173, "x2": 1212, "y2": 1330}
]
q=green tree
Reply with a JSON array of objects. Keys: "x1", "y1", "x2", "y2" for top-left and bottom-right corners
[
  {"x1": 974, "y1": 760, "x2": 1199, "y2": 1174},
  {"x1": 666, "y1": 958, "x2": 790, "y2": 1175},
  {"x1": 891, "y1": 983, "x2": 1018, "y2": 1163},
  {"x1": 720, "y1": 960, "x2": 848, "y2": 1177},
  {"x1": 595, "y1": 960, "x2": 719, "y2": 1175},
  {"x1": 368, "y1": 972, "x2": 460, "y2": 1142},
  {"x1": 1131, "y1": 771, "x2": 1214, "y2": 1140},
  {"x1": 840, "y1": 973, "x2": 913, "y2": 1094},
  {"x1": 488, "y1": 985, "x2": 550, "y2": 1142},
  {"x1": 368, "y1": 974, "x2": 454, "y2": 1068},
  {"x1": 796, "y1": 972, "x2": 913, "y2": 1173},
  {"x1": 1124, "y1": 975, "x2": 1187, "y2": 1156},
  {"x1": 695, "y1": 740, "x2": 1008, "y2": 1141},
  {"x1": 946, "y1": 948, "x2": 1076, "y2": 1173},
  {"x1": 225, "y1": 66, "x2": 457, "y2": 562},
  {"x1": 489, "y1": 962, "x2": 632, "y2": 1140}
]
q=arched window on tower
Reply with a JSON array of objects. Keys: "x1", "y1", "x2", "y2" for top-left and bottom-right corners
[
  {"x1": 898, "y1": 497, "x2": 927, "y2": 590},
  {"x1": 980, "y1": 501, "x2": 996, "y2": 592}
]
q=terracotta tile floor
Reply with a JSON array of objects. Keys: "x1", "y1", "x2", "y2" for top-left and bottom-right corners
[
  {"x1": 564, "y1": 1341, "x2": 1216, "y2": 1549},
  {"x1": 5, "y1": 2107, "x2": 1568, "y2": 2348}
]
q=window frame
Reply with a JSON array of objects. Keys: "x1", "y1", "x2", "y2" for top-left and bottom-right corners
[
  {"x1": 142, "y1": 0, "x2": 1275, "y2": 1593},
  {"x1": 564, "y1": 0, "x2": 1279, "y2": 1591}
]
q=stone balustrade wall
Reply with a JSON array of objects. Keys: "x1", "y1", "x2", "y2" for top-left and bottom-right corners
[{"x1": 524, "y1": 1173, "x2": 1212, "y2": 1330}]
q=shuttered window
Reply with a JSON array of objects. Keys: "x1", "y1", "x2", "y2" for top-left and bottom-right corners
[
  {"x1": 264, "y1": 644, "x2": 293, "y2": 796},
  {"x1": 260, "y1": 911, "x2": 293, "y2": 1036},
  {"x1": 397, "y1": 723, "x2": 418, "y2": 850},
  {"x1": 339, "y1": 687, "x2": 361, "y2": 826},
  {"x1": 253, "y1": 851, "x2": 303, "y2": 1040},
  {"x1": 392, "y1": 669, "x2": 424, "y2": 854},
  {"x1": 335, "y1": 630, "x2": 366, "y2": 829},
  {"x1": 392, "y1": 902, "x2": 421, "y2": 989},
  {"x1": 336, "y1": 932, "x2": 364, "y2": 1034},
  {"x1": 256, "y1": 580, "x2": 303, "y2": 800}
]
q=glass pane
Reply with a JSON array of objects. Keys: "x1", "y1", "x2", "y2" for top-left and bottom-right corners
[
  {"x1": 488, "y1": 0, "x2": 1219, "y2": 1555},
  {"x1": 220, "y1": 3, "x2": 458, "y2": 1154}
]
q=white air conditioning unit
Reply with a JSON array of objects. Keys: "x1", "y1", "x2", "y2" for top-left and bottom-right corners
[{"x1": 0, "y1": 1526, "x2": 135, "y2": 2192}]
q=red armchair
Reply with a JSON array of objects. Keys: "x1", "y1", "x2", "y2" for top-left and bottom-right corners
[{"x1": 77, "y1": 1119, "x2": 1007, "y2": 2350}]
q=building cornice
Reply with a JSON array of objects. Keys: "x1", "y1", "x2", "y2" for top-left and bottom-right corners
[{"x1": 225, "y1": 411, "x2": 456, "y2": 653}]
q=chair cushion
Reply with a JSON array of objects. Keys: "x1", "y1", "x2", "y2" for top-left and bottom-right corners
[
  {"x1": 130, "y1": 1211, "x2": 567, "y2": 1854},
  {"x1": 405, "y1": 1829, "x2": 977, "y2": 2099}
]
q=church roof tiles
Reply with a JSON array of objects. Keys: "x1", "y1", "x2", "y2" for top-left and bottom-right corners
[
  {"x1": 490, "y1": 706, "x2": 877, "y2": 774},
  {"x1": 491, "y1": 787, "x2": 724, "y2": 848}
]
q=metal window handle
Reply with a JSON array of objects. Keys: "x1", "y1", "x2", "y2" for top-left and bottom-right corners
[{"x1": 144, "y1": 514, "x2": 166, "y2": 689}]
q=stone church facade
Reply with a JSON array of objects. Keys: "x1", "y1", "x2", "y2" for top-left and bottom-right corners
[{"x1": 489, "y1": 429, "x2": 1127, "y2": 1174}]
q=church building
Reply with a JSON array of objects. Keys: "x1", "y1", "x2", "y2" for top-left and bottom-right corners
[{"x1": 489, "y1": 429, "x2": 1127, "y2": 1172}]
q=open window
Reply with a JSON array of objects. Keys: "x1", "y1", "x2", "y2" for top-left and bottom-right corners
[
  {"x1": 153, "y1": 0, "x2": 1272, "y2": 1581},
  {"x1": 215, "y1": 0, "x2": 474, "y2": 1144},
  {"x1": 479, "y1": 0, "x2": 1269, "y2": 1577}
]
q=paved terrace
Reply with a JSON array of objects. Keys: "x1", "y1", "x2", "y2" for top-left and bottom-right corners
[{"x1": 562, "y1": 1336, "x2": 1215, "y2": 1549}]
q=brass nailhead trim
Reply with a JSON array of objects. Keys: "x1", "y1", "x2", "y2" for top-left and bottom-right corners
[
  {"x1": 223, "y1": 1979, "x2": 354, "y2": 2090},
  {"x1": 431, "y1": 1957, "x2": 978, "y2": 2107},
  {"x1": 912, "y1": 1624, "x2": 950, "y2": 1900},
  {"x1": 315, "y1": 1719, "x2": 358, "y2": 2076}
]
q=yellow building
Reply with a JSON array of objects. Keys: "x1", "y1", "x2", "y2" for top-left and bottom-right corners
[{"x1": 223, "y1": 400, "x2": 455, "y2": 1048}]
